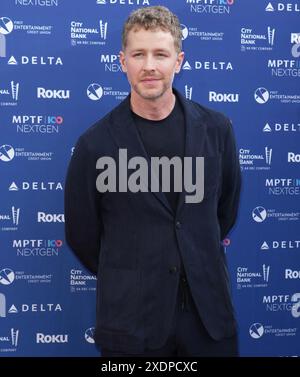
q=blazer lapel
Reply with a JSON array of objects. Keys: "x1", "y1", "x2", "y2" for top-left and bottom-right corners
[
  {"x1": 108, "y1": 95, "x2": 173, "y2": 215},
  {"x1": 175, "y1": 90, "x2": 207, "y2": 217}
]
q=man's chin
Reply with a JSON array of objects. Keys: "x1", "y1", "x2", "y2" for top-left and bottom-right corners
[{"x1": 136, "y1": 88, "x2": 165, "y2": 100}]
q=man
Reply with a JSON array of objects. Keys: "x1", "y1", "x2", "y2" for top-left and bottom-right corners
[{"x1": 65, "y1": 6, "x2": 241, "y2": 357}]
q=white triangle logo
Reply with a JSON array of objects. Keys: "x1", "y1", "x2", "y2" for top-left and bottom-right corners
[
  {"x1": 266, "y1": 2, "x2": 274, "y2": 11},
  {"x1": 263, "y1": 123, "x2": 272, "y2": 132},
  {"x1": 9, "y1": 182, "x2": 19, "y2": 191},
  {"x1": 8, "y1": 304, "x2": 18, "y2": 313},
  {"x1": 182, "y1": 61, "x2": 192, "y2": 70},
  {"x1": 8, "y1": 56, "x2": 18, "y2": 65},
  {"x1": 261, "y1": 241, "x2": 269, "y2": 250}
]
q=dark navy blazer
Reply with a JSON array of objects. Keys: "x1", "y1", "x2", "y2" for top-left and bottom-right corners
[{"x1": 64, "y1": 89, "x2": 241, "y2": 353}]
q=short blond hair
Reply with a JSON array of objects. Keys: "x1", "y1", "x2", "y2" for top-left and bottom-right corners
[{"x1": 122, "y1": 6, "x2": 182, "y2": 53}]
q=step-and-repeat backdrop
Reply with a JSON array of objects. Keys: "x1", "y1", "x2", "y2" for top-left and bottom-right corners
[{"x1": 0, "y1": 0, "x2": 299, "y2": 357}]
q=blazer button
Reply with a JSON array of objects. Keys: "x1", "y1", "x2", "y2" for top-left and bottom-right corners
[
  {"x1": 169, "y1": 266, "x2": 178, "y2": 274},
  {"x1": 175, "y1": 221, "x2": 182, "y2": 229}
]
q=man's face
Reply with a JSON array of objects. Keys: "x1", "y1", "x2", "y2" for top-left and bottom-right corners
[{"x1": 120, "y1": 28, "x2": 184, "y2": 101}]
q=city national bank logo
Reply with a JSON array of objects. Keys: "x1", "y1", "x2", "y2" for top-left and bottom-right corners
[
  {"x1": 260, "y1": 239, "x2": 300, "y2": 252},
  {"x1": 70, "y1": 269, "x2": 96, "y2": 293},
  {"x1": 0, "y1": 268, "x2": 15, "y2": 285},
  {"x1": 13, "y1": 239, "x2": 63, "y2": 257},
  {"x1": 263, "y1": 122, "x2": 300, "y2": 133},
  {"x1": 239, "y1": 147, "x2": 272, "y2": 171},
  {"x1": 181, "y1": 24, "x2": 224, "y2": 42},
  {"x1": 254, "y1": 87, "x2": 300, "y2": 104},
  {"x1": 266, "y1": 2, "x2": 300, "y2": 12},
  {"x1": 185, "y1": 85, "x2": 193, "y2": 100},
  {"x1": 252, "y1": 206, "x2": 300, "y2": 223},
  {"x1": 87, "y1": 83, "x2": 128, "y2": 101},
  {"x1": 186, "y1": 0, "x2": 235, "y2": 15},
  {"x1": 265, "y1": 178, "x2": 300, "y2": 196},
  {"x1": 7, "y1": 55, "x2": 63, "y2": 66},
  {"x1": 0, "y1": 328, "x2": 19, "y2": 353},
  {"x1": 0, "y1": 81, "x2": 19, "y2": 106},
  {"x1": 0, "y1": 206, "x2": 20, "y2": 231},
  {"x1": 249, "y1": 322, "x2": 297, "y2": 339},
  {"x1": 85, "y1": 327, "x2": 95, "y2": 344},
  {"x1": 236, "y1": 265, "x2": 270, "y2": 289},
  {"x1": 70, "y1": 20, "x2": 107, "y2": 47},
  {"x1": 0, "y1": 145, "x2": 53, "y2": 161},
  {"x1": 241, "y1": 27, "x2": 275, "y2": 52},
  {"x1": 15, "y1": 0, "x2": 59, "y2": 6},
  {"x1": 12, "y1": 114, "x2": 64, "y2": 134},
  {"x1": 262, "y1": 293, "x2": 300, "y2": 318},
  {"x1": 96, "y1": 0, "x2": 151, "y2": 4},
  {"x1": 291, "y1": 33, "x2": 300, "y2": 58},
  {"x1": 9, "y1": 181, "x2": 63, "y2": 191}
]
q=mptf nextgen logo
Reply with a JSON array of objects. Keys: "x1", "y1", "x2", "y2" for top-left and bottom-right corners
[
  {"x1": 186, "y1": 0, "x2": 235, "y2": 15},
  {"x1": 12, "y1": 114, "x2": 64, "y2": 134},
  {"x1": 265, "y1": 178, "x2": 300, "y2": 196},
  {"x1": 13, "y1": 239, "x2": 63, "y2": 257},
  {"x1": 262, "y1": 293, "x2": 300, "y2": 318}
]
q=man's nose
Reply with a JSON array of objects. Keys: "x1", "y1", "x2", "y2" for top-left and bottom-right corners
[{"x1": 143, "y1": 55, "x2": 156, "y2": 71}]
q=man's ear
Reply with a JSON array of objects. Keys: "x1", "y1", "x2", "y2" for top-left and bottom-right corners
[
  {"x1": 175, "y1": 51, "x2": 185, "y2": 74},
  {"x1": 119, "y1": 51, "x2": 127, "y2": 73}
]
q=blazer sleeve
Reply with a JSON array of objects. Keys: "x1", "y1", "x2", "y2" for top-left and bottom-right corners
[
  {"x1": 64, "y1": 136, "x2": 101, "y2": 274},
  {"x1": 217, "y1": 119, "x2": 241, "y2": 241}
]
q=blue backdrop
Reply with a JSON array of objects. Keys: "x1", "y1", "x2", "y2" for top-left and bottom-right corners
[{"x1": 0, "y1": 0, "x2": 299, "y2": 357}]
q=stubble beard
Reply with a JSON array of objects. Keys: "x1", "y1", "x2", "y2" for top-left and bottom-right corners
[{"x1": 133, "y1": 81, "x2": 170, "y2": 101}]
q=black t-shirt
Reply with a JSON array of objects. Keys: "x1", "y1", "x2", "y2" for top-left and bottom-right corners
[{"x1": 132, "y1": 97, "x2": 185, "y2": 213}]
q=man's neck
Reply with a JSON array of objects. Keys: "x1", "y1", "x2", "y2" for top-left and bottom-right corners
[{"x1": 130, "y1": 90, "x2": 176, "y2": 121}]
